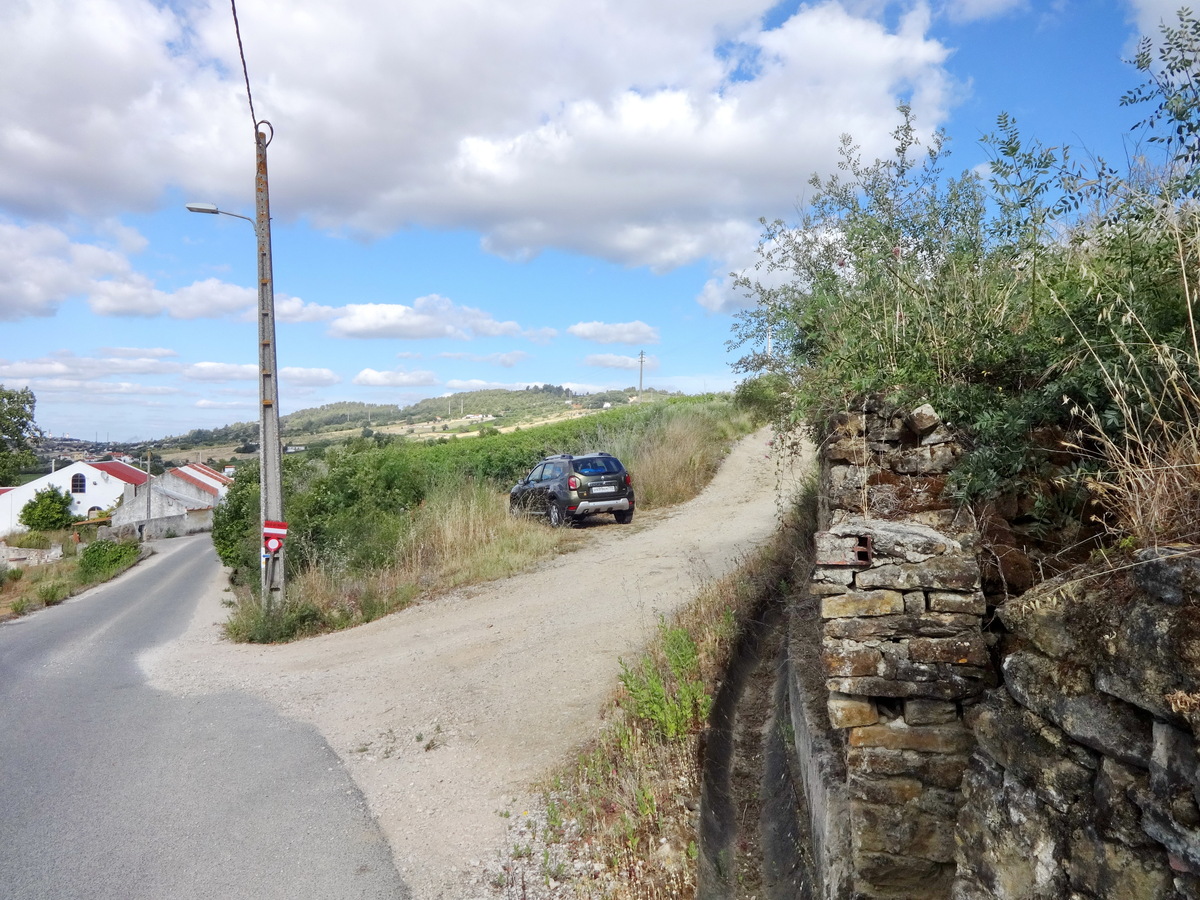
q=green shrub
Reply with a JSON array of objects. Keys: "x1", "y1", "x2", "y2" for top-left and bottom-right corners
[
  {"x1": 18, "y1": 486, "x2": 79, "y2": 532},
  {"x1": 77, "y1": 540, "x2": 139, "y2": 581},
  {"x1": 36, "y1": 581, "x2": 68, "y2": 606}
]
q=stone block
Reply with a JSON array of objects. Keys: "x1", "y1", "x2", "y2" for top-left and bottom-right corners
[
  {"x1": 821, "y1": 590, "x2": 904, "y2": 619},
  {"x1": 850, "y1": 746, "x2": 970, "y2": 789},
  {"x1": 828, "y1": 692, "x2": 880, "y2": 728},
  {"x1": 965, "y1": 690, "x2": 1097, "y2": 814},
  {"x1": 928, "y1": 590, "x2": 986, "y2": 615},
  {"x1": 849, "y1": 774, "x2": 924, "y2": 805},
  {"x1": 856, "y1": 555, "x2": 980, "y2": 592},
  {"x1": 813, "y1": 565, "x2": 855, "y2": 586},
  {"x1": 907, "y1": 403, "x2": 942, "y2": 437},
  {"x1": 827, "y1": 517, "x2": 961, "y2": 562},
  {"x1": 1133, "y1": 546, "x2": 1200, "y2": 606},
  {"x1": 854, "y1": 851, "x2": 954, "y2": 897},
  {"x1": 909, "y1": 636, "x2": 990, "y2": 667},
  {"x1": 823, "y1": 641, "x2": 883, "y2": 677},
  {"x1": 905, "y1": 699, "x2": 959, "y2": 726},
  {"x1": 830, "y1": 669, "x2": 992, "y2": 702},
  {"x1": 904, "y1": 591, "x2": 927, "y2": 614},
  {"x1": 849, "y1": 721, "x2": 974, "y2": 754},
  {"x1": 1131, "y1": 789, "x2": 1200, "y2": 873},
  {"x1": 809, "y1": 580, "x2": 852, "y2": 597},
  {"x1": 1068, "y1": 827, "x2": 1176, "y2": 898},
  {"x1": 1005, "y1": 650, "x2": 1153, "y2": 769},
  {"x1": 854, "y1": 801, "x2": 958, "y2": 862},
  {"x1": 824, "y1": 613, "x2": 981, "y2": 641},
  {"x1": 889, "y1": 443, "x2": 962, "y2": 475},
  {"x1": 826, "y1": 436, "x2": 871, "y2": 466},
  {"x1": 879, "y1": 644, "x2": 940, "y2": 683}
]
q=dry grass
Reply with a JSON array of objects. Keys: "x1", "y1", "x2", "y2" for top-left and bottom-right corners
[{"x1": 1062, "y1": 203, "x2": 1200, "y2": 548}]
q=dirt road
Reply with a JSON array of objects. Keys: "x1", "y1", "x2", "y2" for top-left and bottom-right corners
[{"x1": 142, "y1": 427, "x2": 806, "y2": 898}]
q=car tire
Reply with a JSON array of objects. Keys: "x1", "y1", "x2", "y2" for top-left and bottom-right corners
[
  {"x1": 549, "y1": 502, "x2": 566, "y2": 527},
  {"x1": 614, "y1": 509, "x2": 633, "y2": 524}
]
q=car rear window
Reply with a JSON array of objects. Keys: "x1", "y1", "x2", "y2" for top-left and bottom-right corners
[{"x1": 572, "y1": 457, "x2": 622, "y2": 475}]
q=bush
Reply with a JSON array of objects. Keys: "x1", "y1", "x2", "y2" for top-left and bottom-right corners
[
  {"x1": 19, "y1": 486, "x2": 78, "y2": 532},
  {"x1": 77, "y1": 540, "x2": 139, "y2": 581}
]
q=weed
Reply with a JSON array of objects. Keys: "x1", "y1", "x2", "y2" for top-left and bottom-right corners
[{"x1": 36, "y1": 581, "x2": 68, "y2": 606}]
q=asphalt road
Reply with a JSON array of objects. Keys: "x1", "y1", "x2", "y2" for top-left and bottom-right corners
[{"x1": 0, "y1": 535, "x2": 409, "y2": 900}]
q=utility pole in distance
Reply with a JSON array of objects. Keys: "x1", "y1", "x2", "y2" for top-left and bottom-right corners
[{"x1": 638, "y1": 350, "x2": 645, "y2": 396}]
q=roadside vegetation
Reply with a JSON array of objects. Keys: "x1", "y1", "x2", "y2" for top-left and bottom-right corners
[
  {"x1": 0, "y1": 529, "x2": 141, "y2": 620},
  {"x1": 213, "y1": 396, "x2": 757, "y2": 642},
  {"x1": 731, "y1": 11, "x2": 1200, "y2": 556}
]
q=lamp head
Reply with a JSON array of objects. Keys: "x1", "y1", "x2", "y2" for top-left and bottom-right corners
[{"x1": 185, "y1": 202, "x2": 219, "y2": 214}]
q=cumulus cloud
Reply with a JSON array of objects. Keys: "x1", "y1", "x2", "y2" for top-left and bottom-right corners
[
  {"x1": 0, "y1": 351, "x2": 181, "y2": 380},
  {"x1": 183, "y1": 362, "x2": 258, "y2": 381},
  {"x1": 353, "y1": 367, "x2": 440, "y2": 386},
  {"x1": 281, "y1": 367, "x2": 341, "y2": 386},
  {"x1": 568, "y1": 320, "x2": 660, "y2": 345},
  {"x1": 100, "y1": 346, "x2": 178, "y2": 359},
  {"x1": 329, "y1": 294, "x2": 521, "y2": 340},
  {"x1": 1, "y1": 0, "x2": 954, "y2": 275},
  {"x1": 585, "y1": 353, "x2": 659, "y2": 371}
]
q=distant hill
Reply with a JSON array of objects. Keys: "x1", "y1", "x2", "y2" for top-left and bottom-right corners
[{"x1": 156, "y1": 386, "x2": 679, "y2": 450}]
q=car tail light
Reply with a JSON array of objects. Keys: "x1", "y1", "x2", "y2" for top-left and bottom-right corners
[
  {"x1": 624, "y1": 473, "x2": 632, "y2": 485},
  {"x1": 568, "y1": 475, "x2": 579, "y2": 490}
]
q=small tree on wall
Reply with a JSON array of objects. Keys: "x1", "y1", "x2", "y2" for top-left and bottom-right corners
[{"x1": 19, "y1": 486, "x2": 79, "y2": 532}]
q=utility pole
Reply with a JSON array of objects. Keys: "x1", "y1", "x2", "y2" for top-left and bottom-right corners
[
  {"x1": 255, "y1": 123, "x2": 285, "y2": 608},
  {"x1": 638, "y1": 350, "x2": 645, "y2": 395}
]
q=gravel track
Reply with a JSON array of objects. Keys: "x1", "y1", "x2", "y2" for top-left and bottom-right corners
[{"x1": 142, "y1": 426, "x2": 804, "y2": 898}]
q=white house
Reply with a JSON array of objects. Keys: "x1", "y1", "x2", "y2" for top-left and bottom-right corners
[
  {"x1": 110, "y1": 462, "x2": 232, "y2": 538},
  {"x1": 0, "y1": 460, "x2": 149, "y2": 537}
]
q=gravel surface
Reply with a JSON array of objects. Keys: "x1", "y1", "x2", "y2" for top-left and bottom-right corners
[{"x1": 142, "y1": 426, "x2": 801, "y2": 899}]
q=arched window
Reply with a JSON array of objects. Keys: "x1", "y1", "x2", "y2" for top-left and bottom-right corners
[{"x1": 71, "y1": 473, "x2": 86, "y2": 494}]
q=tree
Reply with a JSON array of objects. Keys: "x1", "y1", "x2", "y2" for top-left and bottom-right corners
[
  {"x1": 19, "y1": 486, "x2": 78, "y2": 532},
  {"x1": 0, "y1": 386, "x2": 40, "y2": 486}
]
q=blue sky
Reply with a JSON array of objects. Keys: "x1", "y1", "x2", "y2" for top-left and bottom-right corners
[{"x1": 0, "y1": 0, "x2": 1183, "y2": 441}]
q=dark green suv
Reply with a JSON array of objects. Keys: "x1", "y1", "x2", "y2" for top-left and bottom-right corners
[{"x1": 509, "y1": 452, "x2": 635, "y2": 526}]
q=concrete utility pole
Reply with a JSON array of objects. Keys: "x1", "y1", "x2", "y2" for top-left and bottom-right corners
[
  {"x1": 255, "y1": 124, "x2": 285, "y2": 607},
  {"x1": 638, "y1": 350, "x2": 645, "y2": 395}
]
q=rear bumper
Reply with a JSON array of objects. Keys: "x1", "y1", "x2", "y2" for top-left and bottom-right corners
[{"x1": 570, "y1": 497, "x2": 632, "y2": 515}]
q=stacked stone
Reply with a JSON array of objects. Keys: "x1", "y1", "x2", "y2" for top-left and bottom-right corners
[
  {"x1": 953, "y1": 551, "x2": 1200, "y2": 899},
  {"x1": 813, "y1": 400, "x2": 991, "y2": 898}
]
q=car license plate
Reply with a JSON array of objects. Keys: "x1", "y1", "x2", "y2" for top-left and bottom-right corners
[{"x1": 591, "y1": 485, "x2": 616, "y2": 494}]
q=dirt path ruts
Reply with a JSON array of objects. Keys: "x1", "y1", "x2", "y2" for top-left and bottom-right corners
[{"x1": 142, "y1": 426, "x2": 807, "y2": 899}]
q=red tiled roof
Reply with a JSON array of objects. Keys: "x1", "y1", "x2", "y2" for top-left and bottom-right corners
[
  {"x1": 89, "y1": 461, "x2": 149, "y2": 485},
  {"x1": 165, "y1": 468, "x2": 219, "y2": 496},
  {"x1": 190, "y1": 462, "x2": 232, "y2": 484}
]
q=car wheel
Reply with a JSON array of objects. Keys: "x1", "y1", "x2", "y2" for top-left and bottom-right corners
[
  {"x1": 614, "y1": 509, "x2": 633, "y2": 524},
  {"x1": 549, "y1": 502, "x2": 566, "y2": 527}
]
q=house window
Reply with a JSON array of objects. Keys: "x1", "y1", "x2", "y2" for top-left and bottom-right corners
[{"x1": 71, "y1": 474, "x2": 86, "y2": 494}]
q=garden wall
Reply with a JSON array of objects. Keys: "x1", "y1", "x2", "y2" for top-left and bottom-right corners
[{"x1": 780, "y1": 398, "x2": 1200, "y2": 898}]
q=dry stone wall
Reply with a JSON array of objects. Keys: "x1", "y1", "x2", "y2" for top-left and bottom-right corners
[
  {"x1": 787, "y1": 398, "x2": 994, "y2": 899},
  {"x1": 952, "y1": 551, "x2": 1200, "y2": 899},
  {"x1": 782, "y1": 397, "x2": 1200, "y2": 899}
]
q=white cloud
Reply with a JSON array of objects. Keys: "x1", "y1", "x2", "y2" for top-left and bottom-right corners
[
  {"x1": 329, "y1": 294, "x2": 521, "y2": 340},
  {"x1": 0, "y1": 351, "x2": 180, "y2": 380},
  {"x1": 568, "y1": 320, "x2": 660, "y2": 345},
  {"x1": 183, "y1": 362, "x2": 258, "y2": 382},
  {"x1": 196, "y1": 399, "x2": 254, "y2": 410},
  {"x1": 585, "y1": 353, "x2": 659, "y2": 371},
  {"x1": 353, "y1": 367, "x2": 440, "y2": 386},
  {"x1": 274, "y1": 295, "x2": 340, "y2": 323},
  {"x1": 281, "y1": 366, "x2": 341, "y2": 386},
  {"x1": 1, "y1": 0, "x2": 953, "y2": 277}
]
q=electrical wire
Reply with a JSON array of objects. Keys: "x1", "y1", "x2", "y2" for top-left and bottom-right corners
[{"x1": 229, "y1": 0, "x2": 257, "y2": 133}]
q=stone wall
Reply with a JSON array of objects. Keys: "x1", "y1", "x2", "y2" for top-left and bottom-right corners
[
  {"x1": 953, "y1": 550, "x2": 1200, "y2": 899},
  {"x1": 784, "y1": 398, "x2": 993, "y2": 899},
  {"x1": 781, "y1": 397, "x2": 1200, "y2": 899}
]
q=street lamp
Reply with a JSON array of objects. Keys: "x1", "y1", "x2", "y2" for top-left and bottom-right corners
[{"x1": 186, "y1": 122, "x2": 285, "y2": 607}]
